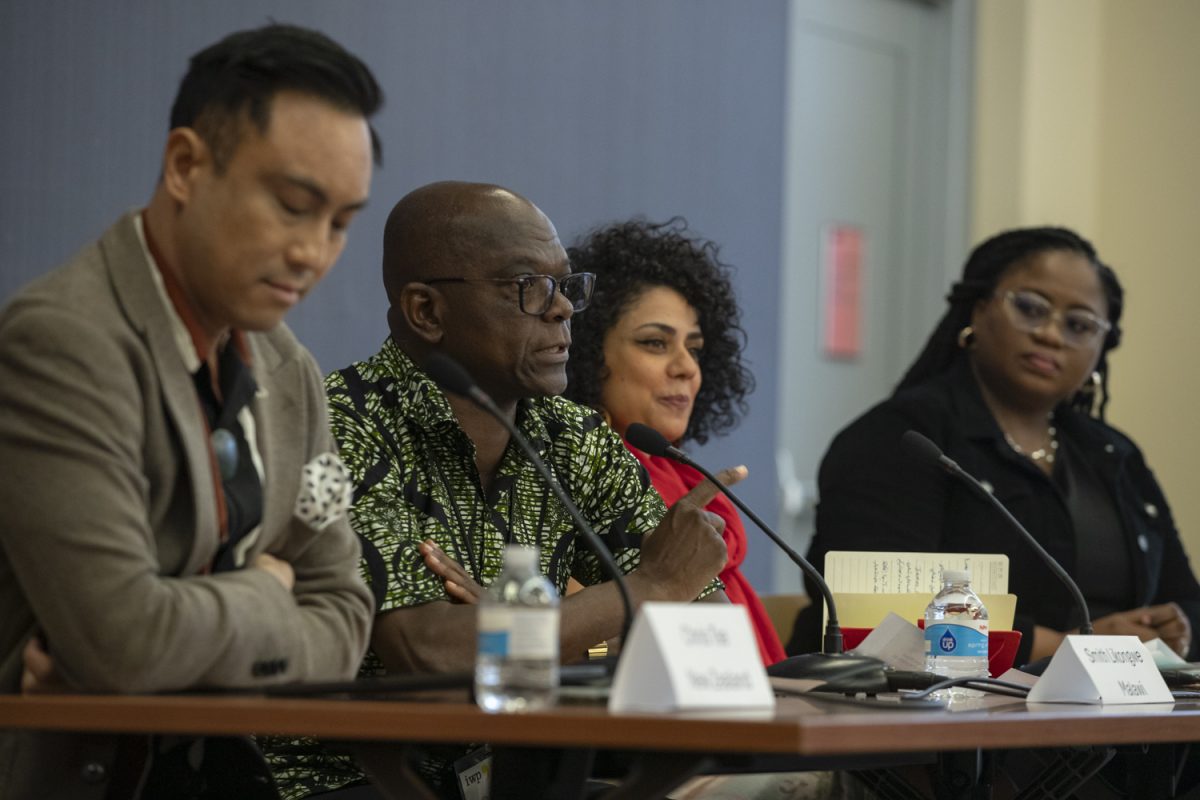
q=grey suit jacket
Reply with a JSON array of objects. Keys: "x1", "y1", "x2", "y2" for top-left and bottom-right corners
[{"x1": 0, "y1": 213, "x2": 374, "y2": 798}]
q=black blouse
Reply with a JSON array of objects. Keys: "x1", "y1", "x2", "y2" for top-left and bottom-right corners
[
  {"x1": 788, "y1": 358, "x2": 1200, "y2": 666},
  {"x1": 1056, "y1": 436, "x2": 1133, "y2": 620}
]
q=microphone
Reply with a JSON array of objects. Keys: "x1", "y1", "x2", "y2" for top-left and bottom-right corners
[
  {"x1": 624, "y1": 423, "x2": 847, "y2": 653},
  {"x1": 423, "y1": 354, "x2": 491, "y2": 409},
  {"x1": 899, "y1": 429, "x2": 1093, "y2": 635},
  {"x1": 624, "y1": 422, "x2": 885, "y2": 687},
  {"x1": 424, "y1": 353, "x2": 636, "y2": 649}
]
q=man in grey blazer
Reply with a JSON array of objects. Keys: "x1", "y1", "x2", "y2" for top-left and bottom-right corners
[{"x1": 0, "y1": 25, "x2": 382, "y2": 799}]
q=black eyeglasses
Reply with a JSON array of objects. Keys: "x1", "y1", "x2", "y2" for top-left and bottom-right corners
[{"x1": 423, "y1": 272, "x2": 595, "y2": 316}]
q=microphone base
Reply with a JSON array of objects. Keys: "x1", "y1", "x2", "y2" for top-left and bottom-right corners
[{"x1": 767, "y1": 652, "x2": 888, "y2": 695}]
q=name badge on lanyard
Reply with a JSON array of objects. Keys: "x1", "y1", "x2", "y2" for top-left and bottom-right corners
[{"x1": 455, "y1": 745, "x2": 491, "y2": 800}]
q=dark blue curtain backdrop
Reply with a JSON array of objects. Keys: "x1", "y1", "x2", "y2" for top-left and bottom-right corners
[{"x1": 0, "y1": 1, "x2": 789, "y2": 589}]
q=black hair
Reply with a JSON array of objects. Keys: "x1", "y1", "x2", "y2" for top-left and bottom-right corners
[
  {"x1": 896, "y1": 226, "x2": 1124, "y2": 418},
  {"x1": 170, "y1": 23, "x2": 383, "y2": 169},
  {"x1": 564, "y1": 218, "x2": 753, "y2": 445}
]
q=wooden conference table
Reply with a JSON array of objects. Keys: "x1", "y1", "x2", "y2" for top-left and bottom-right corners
[{"x1": 4, "y1": 689, "x2": 1200, "y2": 798}]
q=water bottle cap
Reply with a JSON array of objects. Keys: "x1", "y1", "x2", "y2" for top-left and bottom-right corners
[
  {"x1": 503, "y1": 544, "x2": 540, "y2": 569},
  {"x1": 942, "y1": 569, "x2": 970, "y2": 584}
]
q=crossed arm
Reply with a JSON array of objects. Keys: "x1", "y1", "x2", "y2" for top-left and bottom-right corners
[
  {"x1": 368, "y1": 467, "x2": 743, "y2": 674},
  {"x1": 2, "y1": 306, "x2": 372, "y2": 693}
]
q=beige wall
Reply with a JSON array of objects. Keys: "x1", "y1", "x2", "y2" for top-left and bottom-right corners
[{"x1": 973, "y1": 0, "x2": 1200, "y2": 564}]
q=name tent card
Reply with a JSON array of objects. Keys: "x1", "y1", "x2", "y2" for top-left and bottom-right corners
[
  {"x1": 1026, "y1": 635, "x2": 1173, "y2": 705},
  {"x1": 609, "y1": 602, "x2": 775, "y2": 713}
]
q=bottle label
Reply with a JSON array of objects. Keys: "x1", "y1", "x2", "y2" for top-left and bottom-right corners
[
  {"x1": 478, "y1": 607, "x2": 559, "y2": 659},
  {"x1": 477, "y1": 628, "x2": 509, "y2": 658},
  {"x1": 925, "y1": 621, "x2": 988, "y2": 658}
]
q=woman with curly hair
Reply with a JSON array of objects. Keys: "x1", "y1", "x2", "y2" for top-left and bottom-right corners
[{"x1": 564, "y1": 218, "x2": 784, "y2": 665}]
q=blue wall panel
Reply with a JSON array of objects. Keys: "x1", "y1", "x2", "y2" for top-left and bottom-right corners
[{"x1": 0, "y1": 0, "x2": 789, "y2": 589}]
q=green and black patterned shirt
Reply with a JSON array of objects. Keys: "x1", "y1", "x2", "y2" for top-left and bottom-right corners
[
  {"x1": 332, "y1": 339, "x2": 667, "y2": 613},
  {"x1": 266, "y1": 338, "x2": 691, "y2": 799}
]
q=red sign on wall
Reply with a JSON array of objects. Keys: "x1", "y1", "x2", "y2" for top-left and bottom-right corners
[{"x1": 821, "y1": 224, "x2": 864, "y2": 359}]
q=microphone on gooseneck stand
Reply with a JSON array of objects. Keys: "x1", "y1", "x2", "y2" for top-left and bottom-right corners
[
  {"x1": 899, "y1": 429, "x2": 1093, "y2": 636},
  {"x1": 424, "y1": 353, "x2": 636, "y2": 652},
  {"x1": 624, "y1": 422, "x2": 887, "y2": 692}
]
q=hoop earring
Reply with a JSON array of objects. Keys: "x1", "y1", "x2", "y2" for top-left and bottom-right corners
[{"x1": 957, "y1": 326, "x2": 975, "y2": 349}]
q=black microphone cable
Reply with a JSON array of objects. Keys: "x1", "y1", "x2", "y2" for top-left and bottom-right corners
[
  {"x1": 901, "y1": 676, "x2": 1031, "y2": 701},
  {"x1": 424, "y1": 353, "x2": 636, "y2": 649}
]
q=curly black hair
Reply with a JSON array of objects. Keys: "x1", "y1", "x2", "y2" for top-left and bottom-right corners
[
  {"x1": 564, "y1": 218, "x2": 753, "y2": 445},
  {"x1": 896, "y1": 226, "x2": 1124, "y2": 419}
]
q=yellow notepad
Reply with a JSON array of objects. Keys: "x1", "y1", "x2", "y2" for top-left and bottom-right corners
[{"x1": 823, "y1": 551, "x2": 1015, "y2": 631}]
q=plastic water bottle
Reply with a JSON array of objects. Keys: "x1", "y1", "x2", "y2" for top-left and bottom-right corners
[
  {"x1": 475, "y1": 544, "x2": 560, "y2": 712},
  {"x1": 924, "y1": 569, "x2": 989, "y2": 698}
]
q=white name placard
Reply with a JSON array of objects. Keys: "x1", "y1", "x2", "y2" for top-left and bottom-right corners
[
  {"x1": 609, "y1": 602, "x2": 775, "y2": 713},
  {"x1": 1026, "y1": 635, "x2": 1173, "y2": 705}
]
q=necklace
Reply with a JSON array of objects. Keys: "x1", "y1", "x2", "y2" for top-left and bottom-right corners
[{"x1": 1003, "y1": 417, "x2": 1058, "y2": 464}]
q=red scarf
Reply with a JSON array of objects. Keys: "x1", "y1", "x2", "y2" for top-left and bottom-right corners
[{"x1": 626, "y1": 444, "x2": 786, "y2": 665}]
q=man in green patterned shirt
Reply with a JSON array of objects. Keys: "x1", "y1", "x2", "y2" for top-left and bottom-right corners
[{"x1": 267, "y1": 181, "x2": 736, "y2": 799}]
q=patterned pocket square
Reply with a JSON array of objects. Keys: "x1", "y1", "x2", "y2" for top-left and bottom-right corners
[{"x1": 295, "y1": 452, "x2": 352, "y2": 530}]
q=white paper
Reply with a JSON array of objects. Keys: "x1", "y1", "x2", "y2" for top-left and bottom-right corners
[
  {"x1": 1144, "y1": 637, "x2": 1189, "y2": 669},
  {"x1": 851, "y1": 612, "x2": 927, "y2": 671}
]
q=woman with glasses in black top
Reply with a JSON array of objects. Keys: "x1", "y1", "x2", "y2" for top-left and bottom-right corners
[{"x1": 788, "y1": 227, "x2": 1200, "y2": 667}]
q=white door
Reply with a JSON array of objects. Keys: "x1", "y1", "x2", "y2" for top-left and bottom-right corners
[{"x1": 774, "y1": 0, "x2": 973, "y2": 592}]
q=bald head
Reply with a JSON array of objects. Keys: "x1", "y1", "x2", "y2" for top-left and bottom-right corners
[{"x1": 382, "y1": 181, "x2": 554, "y2": 303}]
